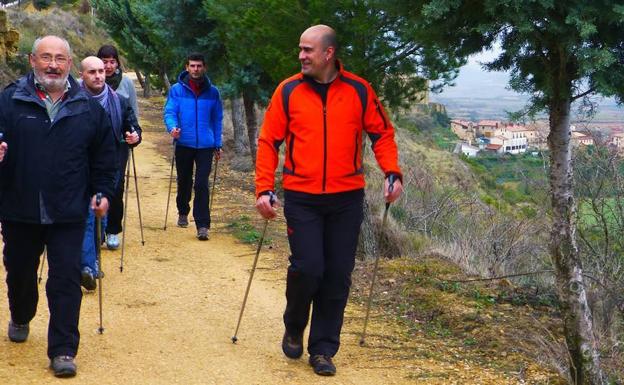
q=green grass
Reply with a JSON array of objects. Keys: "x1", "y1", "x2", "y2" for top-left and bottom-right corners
[
  {"x1": 463, "y1": 153, "x2": 548, "y2": 206},
  {"x1": 227, "y1": 215, "x2": 271, "y2": 244}
]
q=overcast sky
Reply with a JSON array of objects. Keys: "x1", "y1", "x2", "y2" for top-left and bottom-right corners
[{"x1": 431, "y1": 49, "x2": 519, "y2": 100}]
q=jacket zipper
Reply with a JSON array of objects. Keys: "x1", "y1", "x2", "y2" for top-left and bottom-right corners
[
  {"x1": 322, "y1": 103, "x2": 327, "y2": 192},
  {"x1": 195, "y1": 95, "x2": 199, "y2": 148}
]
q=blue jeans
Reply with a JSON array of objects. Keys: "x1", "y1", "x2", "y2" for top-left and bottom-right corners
[
  {"x1": 81, "y1": 173, "x2": 122, "y2": 273},
  {"x1": 81, "y1": 207, "x2": 107, "y2": 275}
]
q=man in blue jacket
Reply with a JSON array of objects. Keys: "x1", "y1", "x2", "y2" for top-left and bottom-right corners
[
  {"x1": 164, "y1": 52, "x2": 223, "y2": 240},
  {"x1": 0, "y1": 36, "x2": 117, "y2": 377}
]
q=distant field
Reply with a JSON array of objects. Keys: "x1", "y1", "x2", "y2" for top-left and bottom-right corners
[{"x1": 434, "y1": 95, "x2": 624, "y2": 123}]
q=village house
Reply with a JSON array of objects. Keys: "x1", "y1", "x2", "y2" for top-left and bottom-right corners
[
  {"x1": 453, "y1": 141, "x2": 480, "y2": 157},
  {"x1": 451, "y1": 118, "x2": 545, "y2": 156},
  {"x1": 610, "y1": 132, "x2": 624, "y2": 150},
  {"x1": 476, "y1": 120, "x2": 501, "y2": 137},
  {"x1": 571, "y1": 131, "x2": 594, "y2": 146},
  {"x1": 450, "y1": 119, "x2": 474, "y2": 141}
]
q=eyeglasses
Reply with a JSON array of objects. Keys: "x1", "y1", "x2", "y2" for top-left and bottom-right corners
[{"x1": 34, "y1": 54, "x2": 69, "y2": 65}]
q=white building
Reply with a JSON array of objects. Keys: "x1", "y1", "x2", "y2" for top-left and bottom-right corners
[{"x1": 454, "y1": 142, "x2": 480, "y2": 157}]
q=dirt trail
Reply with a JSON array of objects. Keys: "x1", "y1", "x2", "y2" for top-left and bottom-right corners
[
  {"x1": 0, "y1": 133, "x2": 412, "y2": 385},
  {"x1": 0, "y1": 98, "x2": 556, "y2": 384}
]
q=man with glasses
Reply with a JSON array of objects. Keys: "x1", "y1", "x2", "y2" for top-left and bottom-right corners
[{"x1": 0, "y1": 35, "x2": 116, "y2": 377}]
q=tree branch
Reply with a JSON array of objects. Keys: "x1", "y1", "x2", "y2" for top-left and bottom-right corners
[{"x1": 571, "y1": 87, "x2": 596, "y2": 101}]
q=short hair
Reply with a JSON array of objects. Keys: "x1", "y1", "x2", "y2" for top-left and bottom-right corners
[
  {"x1": 97, "y1": 45, "x2": 120, "y2": 62},
  {"x1": 31, "y1": 36, "x2": 72, "y2": 56},
  {"x1": 187, "y1": 52, "x2": 205, "y2": 65},
  {"x1": 321, "y1": 31, "x2": 339, "y2": 55}
]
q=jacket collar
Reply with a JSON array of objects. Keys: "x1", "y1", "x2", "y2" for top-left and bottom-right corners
[
  {"x1": 13, "y1": 72, "x2": 86, "y2": 104},
  {"x1": 177, "y1": 70, "x2": 212, "y2": 92},
  {"x1": 299, "y1": 59, "x2": 344, "y2": 83}
]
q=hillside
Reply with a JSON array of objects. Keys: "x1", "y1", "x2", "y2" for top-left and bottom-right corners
[
  {"x1": 1, "y1": 3, "x2": 620, "y2": 383},
  {"x1": 1, "y1": 3, "x2": 111, "y2": 86}
]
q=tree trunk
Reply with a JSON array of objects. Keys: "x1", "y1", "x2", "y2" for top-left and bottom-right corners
[
  {"x1": 230, "y1": 96, "x2": 246, "y2": 156},
  {"x1": 135, "y1": 70, "x2": 145, "y2": 90},
  {"x1": 548, "y1": 97, "x2": 605, "y2": 385},
  {"x1": 160, "y1": 66, "x2": 171, "y2": 94},
  {"x1": 243, "y1": 90, "x2": 258, "y2": 164},
  {"x1": 143, "y1": 72, "x2": 151, "y2": 98}
]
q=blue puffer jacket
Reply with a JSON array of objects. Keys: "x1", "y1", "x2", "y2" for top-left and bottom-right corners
[{"x1": 163, "y1": 71, "x2": 223, "y2": 149}]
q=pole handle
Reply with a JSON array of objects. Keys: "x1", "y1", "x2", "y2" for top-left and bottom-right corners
[
  {"x1": 0, "y1": 132, "x2": 4, "y2": 143},
  {"x1": 387, "y1": 174, "x2": 397, "y2": 194},
  {"x1": 269, "y1": 191, "x2": 276, "y2": 206},
  {"x1": 96, "y1": 192, "x2": 102, "y2": 206}
]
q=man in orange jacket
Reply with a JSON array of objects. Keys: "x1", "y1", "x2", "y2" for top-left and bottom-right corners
[{"x1": 255, "y1": 24, "x2": 403, "y2": 376}]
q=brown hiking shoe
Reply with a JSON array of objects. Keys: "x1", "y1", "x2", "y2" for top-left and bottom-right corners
[{"x1": 309, "y1": 354, "x2": 336, "y2": 376}]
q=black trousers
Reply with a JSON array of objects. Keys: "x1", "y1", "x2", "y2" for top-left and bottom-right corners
[
  {"x1": 1, "y1": 220, "x2": 85, "y2": 359},
  {"x1": 107, "y1": 145, "x2": 129, "y2": 235},
  {"x1": 283, "y1": 189, "x2": 364, "y2": 357},
  {"x1": 175, "y1": 145, "x2": 214, "y2": 229}
]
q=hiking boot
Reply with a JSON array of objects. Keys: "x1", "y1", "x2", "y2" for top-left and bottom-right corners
[
  {"x1": 177, "y1": 214, "x2": 189, "y2": 228},
  {"x1": 8, "y1": 321, "x2": 29, "y2": 343},
  {"x1": 309, "y1": 354, "x2": 336, "y2": 376},
  {"x1": 197, "y1": 227, "x2": 209, "y2": 241},
  {"x1": 106, "y1": 233, "x2": 120, "y2": 250},
  {"x1": 281, "y1": 330, "x2": 303, "y2": 359},
  {"x1": 80, "y1": 267, "x2": 97, "y2": 291},
  {"x1": 50, "y1": 355, "x2": 76, "y2": 378}
]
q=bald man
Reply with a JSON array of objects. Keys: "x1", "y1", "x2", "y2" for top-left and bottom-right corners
[
  {"x1": 255, "y1": 25, "x2": 403, "y2": 376},
  {"x1": 78, "y1": 56, "x2": 140, "y2": 291},
  {"x1": 0, "y1": 36, "x2": 116, "y2": 377}
]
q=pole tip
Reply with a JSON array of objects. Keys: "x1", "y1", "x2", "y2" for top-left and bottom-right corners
[
  {"x1": 98, "y1": 327, "x2": 104, "y2": 335},
  {"x1": 231, "y1": 336, "x2": 238, "y2": 344},
  {"x1": 359, "y1": 338, "x2": 365, "y2": 346},
  {"x1": 120, "y1": 266, "x2": 123, "y2": 273}
]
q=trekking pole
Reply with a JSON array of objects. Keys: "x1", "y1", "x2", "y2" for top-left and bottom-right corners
[
  {"x1": 38, "y1": 248, "x2": 46, "y2": 284},
  {"x1": 129, "y1": 138, "x2": 145, "y2": 246},
  {"x1": 359, "y1": 175, "x2": 397, "y2": 346},
  {"x1": 163, "y1": 141, "x2": 176, "y2": 230},
  {"x1": 232, "y1": 193, "x2": 275, "y2": 343},
  {"x1": 95, "y1": 193, "x2": 105, "y2": 334},
  {"x1": 119, "y1": 154, "x2": 131, "y2": 272},
  {"x1": 209, "y1": 153, "x2": 219, "y2": 211}
]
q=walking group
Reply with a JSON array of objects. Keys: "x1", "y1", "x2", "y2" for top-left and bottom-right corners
[{"x1": 0, "y1": 24, "x2": 403, "y2": 379}]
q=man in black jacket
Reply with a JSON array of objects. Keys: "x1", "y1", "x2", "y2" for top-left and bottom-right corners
[
  {"x1": 0, "y1": 36, "x2": 116, "y2": 378},
  {"x1": 78, "y1": 56, "x2": 141, "y2": 290}
]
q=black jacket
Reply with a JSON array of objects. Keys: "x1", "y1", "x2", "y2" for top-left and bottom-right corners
[
  {"x1": 105, "y1": 94, "x2": 142, "y2": 170},
  {"x1": 0, "y1": 72, "x2": 117, "y2": 224}
]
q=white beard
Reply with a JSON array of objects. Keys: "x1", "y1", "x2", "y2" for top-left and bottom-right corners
[{"x1": 34, "y1": 69, "x2": 69, "y2": 93}]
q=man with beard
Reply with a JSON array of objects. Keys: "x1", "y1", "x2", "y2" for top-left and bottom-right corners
[
  {"x1": 164, "y1": 52, "x2": 223, "y2": 240},
  {"x1": 78, "y1": 56, "x2": 141, "y2": 290},
  {"x1": 0, "y1": 36, "x2": 116, "y2": 377},
  {"x1": 255, "y1": 25, "x2": 403, "y2": 376}
]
